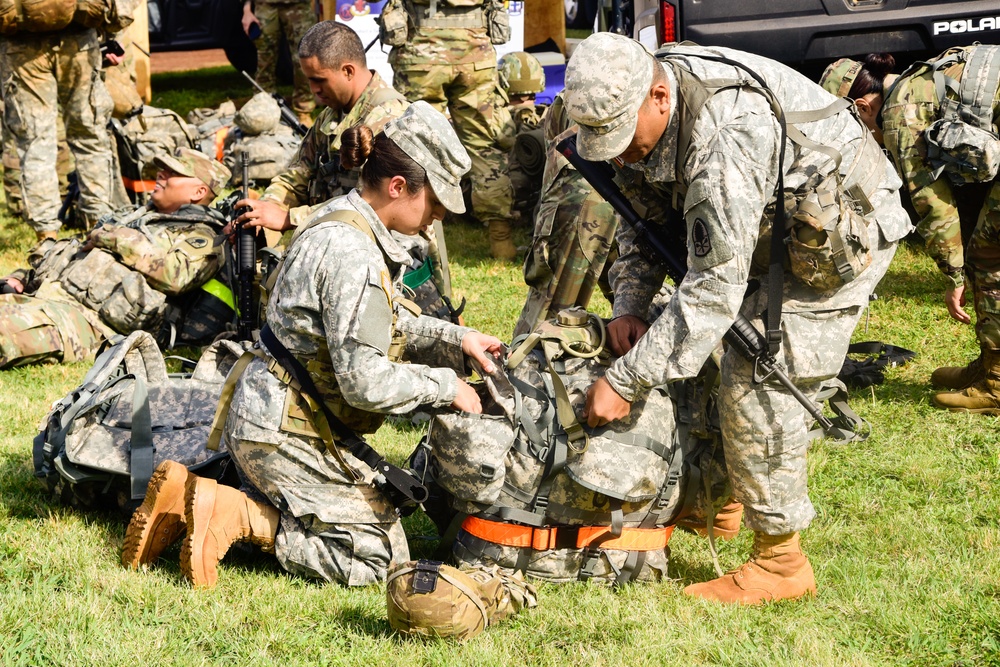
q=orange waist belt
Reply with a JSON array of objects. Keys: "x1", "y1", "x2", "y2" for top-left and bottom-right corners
[{"x1": 461, "y1": 515, "x2": 674, "y2": 552}]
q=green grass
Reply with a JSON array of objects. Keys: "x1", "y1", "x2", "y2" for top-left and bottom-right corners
[{"x1": 0, "y1": 70, "x2": 998, "y2": 666}]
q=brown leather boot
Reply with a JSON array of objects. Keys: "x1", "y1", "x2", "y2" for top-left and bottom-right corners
[
  {"x1": 931, "y1": 349, "x2": 987, "y2": 390},
  {"x1": 683, "y1": 531, "x2": 816, "y2": 604},
  {"x1": 121, "y1": 460, "x2": 190, "y2": 569},
  {"x1": 677, "y1": 499, "x2": 743, "y2": 541},
  {"x1": 488, "y1": 220, "x2": 518, "y2": 261},
  {"x1": 180, "y1": 477, "x2": 280, "y2": 589},
  {"x1": 933, "y1": 349, "x2": 1000, "y2": 415}
]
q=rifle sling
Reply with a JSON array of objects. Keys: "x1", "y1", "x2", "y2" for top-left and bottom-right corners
[{"x1": 258, "y1": 324, "x2": 427, "y2": 508}]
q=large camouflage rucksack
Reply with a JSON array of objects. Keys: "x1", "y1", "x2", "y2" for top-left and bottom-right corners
[
  {"x1": 222, "y1": 92, "x2": 301, "y2": 187},
  {"x1": 411, "y1": 308, "x2": 731, "y2": 586},
  {"x1": 112, "y1": 106, "x2": 197, "y2": 203},
  {"x1": 188, "y1": 101, "x2": 237, "y2": 162},
  {"x1": 33, "y1": 331, "x2": 244, "y2": 512}
]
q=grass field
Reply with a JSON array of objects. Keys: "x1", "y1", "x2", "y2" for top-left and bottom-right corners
[{"x1": 0, "y1": 68, "x2": 998, "y2": 667}]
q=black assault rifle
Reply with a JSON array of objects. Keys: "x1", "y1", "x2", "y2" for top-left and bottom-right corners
[
  {"x1": 234, "y1": 151, "x2": 257, "y2": 339},
  {"x1": 556, "y1": 133, "x2": 842, "y2": 436},
  {"x1": 241, "y1": 70, "x2": 309, "y2": 137}
]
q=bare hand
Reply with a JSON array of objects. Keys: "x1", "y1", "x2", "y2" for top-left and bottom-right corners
[
  {"x1": 582, "y1": 377, "x2": 631, "y2": 428},
  {"x1": 105, "y1": 52, "x2": 125, "y2": 66},
  {"x1": 460, "y1": 331, "x2": 503, "y2": 374},
  {"x1": 451, "y1": 378, "x2": 483, "y2": 414},
  {"x1": 607, "y1": 315, "x2": 650, "y2": 356},
  {"x1": 242, "y1": 12, "x2": 260, "y2": 36},
  {"x1": 946, "y1": 284, "x2": 972, "y2": 324},
  {"x1": 235, "y1": 199, "x2": 291, "y2": 233},
  {"x1": 3, "y1": 276, "x2": 24, "y2": 293}
]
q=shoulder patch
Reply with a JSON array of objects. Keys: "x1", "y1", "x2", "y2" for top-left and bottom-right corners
[
  {"x1": 692, "y1": 218, "x2": 711, "y2": 258},
  {"x1": 686, "y1": 211, "x2": 734, "y2": 272},
  {"x1": 186, "y1": 237, "x2": 209, "y2": 249}
]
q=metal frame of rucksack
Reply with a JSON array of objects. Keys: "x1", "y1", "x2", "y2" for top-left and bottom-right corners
[{"x1": 32, "y1": 331, "x2": 239, "y2": 514}]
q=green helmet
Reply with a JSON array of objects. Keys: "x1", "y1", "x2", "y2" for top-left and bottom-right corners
[{"x1": 498, "y1": 52, "x2": 546, "y2": 96}]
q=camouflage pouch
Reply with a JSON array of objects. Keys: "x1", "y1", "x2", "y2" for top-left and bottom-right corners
[
  {"x1": 386, "y1": 560, "x2": 537, "y2": 641},
  {"x1": 377, "y1": 0, "x2": 409, "y2": 47},
  {"x1": 924, "y1": 119, "x2": 1000, "y2": 185},
  {"x1": 33, "y1": 331, "x2": 243, "y2": 512},
  {"x1": 484, "y1": 0, "x2": 510, "y2": 45}
]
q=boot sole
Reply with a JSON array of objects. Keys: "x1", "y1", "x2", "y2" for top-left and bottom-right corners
[
  {"x1": 939, "y1": 406, "x2": 1000, "y2": 416},
  {"x1": 121, "y1": 461, "x2": 188, "y2": 569},
  {"x1": 180, "y1": 477, "x2": 219, "y2": 589}
]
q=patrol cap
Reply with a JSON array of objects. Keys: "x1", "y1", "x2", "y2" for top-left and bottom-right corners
[
  {"x1": 563, "y1": 32, "x2": 655, "y2": 161},
  {"x1": 383, "y1": 101, "x2": 472, "y2": 214},
  {"x1": 820, "y1": 58, "x2": 863, "y2": 97},
  {"x1": 153, "y1": 147, "x2": 232, "y2": 196}
]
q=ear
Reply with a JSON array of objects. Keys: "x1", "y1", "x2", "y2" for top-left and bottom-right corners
[
  {"x1": 190, "y1": 182, "x2": 211, "y2": 204},
  {"x1": 386, "y1": 175, "x2": 408, "y2": 199},
  {"x1": 650, "y1": 81, "x2": 671, "y2": 115},
  {"x1": 854, "y1": 97, "x2": 872, "y2": 116},
  {"x1": 342, "y1": 61, "x2": 356, "y2": 81}
]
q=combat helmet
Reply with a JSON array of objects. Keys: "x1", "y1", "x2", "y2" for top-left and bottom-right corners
[{"x1": 499, "y1": 52, "x2": 546, "y2": 97}]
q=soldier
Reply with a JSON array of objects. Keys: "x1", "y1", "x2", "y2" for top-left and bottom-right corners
[
  {"x1": 822, "y1": 47, "x2": 1000, "y2": 416},
  {"x1": 568, "y1": 34, "x2": 911, "y2": 603},
  {"x1": 0, "y1": 148, "x2": 232, "y2": 368},
  {"x1": 241, "y1": 0, "x2": 317, "y2": 127},
  {"x1": 385, "y1": 0, "x2": 518, "y2": 260},
  {"x1": 512, "y1": 91, "x2": 617, "y2": 337},
  {"x1": 498, "y1": 51, "x2": 547, "y2": 225},
  {"x1": 0, "y1": 10, "x2": 124, "y2": 241},
  {"x1": 122, "y1": 103, "x2": 504, "y2": 589}
]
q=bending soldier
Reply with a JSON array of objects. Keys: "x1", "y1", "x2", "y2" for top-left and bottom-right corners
[
  {"x1": 123, "y1": 102, "x2": 504, "y2": 589},
  {"x1": 822, "y1": 47, "x2": 1000, "y2": 415},
  {"x1": 568, "y1": 34, "x2": 911, "y2": 603},
  {"x1": 0, "y1": 148, "x2": 233, "y2": 368}
]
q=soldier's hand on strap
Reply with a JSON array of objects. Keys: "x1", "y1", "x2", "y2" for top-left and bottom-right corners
[
  {"x1": 460, "y1": 331, "x2": 503, "y2": 374},
  {"x1": 235, "y1": 199, "x2": 291, "y2": 233},
  {"x1": 607, "y1": 315, "x2": 650, "y2": 356},
  {"x1": 583, "y1": 377, "x2": 631, "y2": 428},
  {"x1": 946, "y1": 284, "x2": 972, "y2": 324},
  {"x1": 451, "y1": 378, "x2": 483, "y2": 414}
]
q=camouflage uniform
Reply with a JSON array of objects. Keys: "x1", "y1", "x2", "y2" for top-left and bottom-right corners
[
  {"x1": 252, "y1": 0, "x2": 317, "y2": 118},
  {"x1": 388, "y1": 0, "x2": 513, "y2": 230},
  {"x1": 882, "y1": 46, "x2": 1000, "y2": 349},
  {"x1": 224, "y1": 192, "x2": 473, "y2": 585},
  {"x1": 513, "y1": 92, "x2": 617, "y2": 337},
  {"x1": 1, "y1": 27, "x2": 117, "y2": 234},
  {"x1": 0, "y1": 203, "x2": 227, "y2": 368},
  {"x1": 565, "y1": 40, "x2": 911, "y2": 535}
]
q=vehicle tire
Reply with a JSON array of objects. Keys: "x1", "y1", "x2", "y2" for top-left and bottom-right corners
[{"x1": 565, "y1": 0, "x2": 598, "y2": 29}]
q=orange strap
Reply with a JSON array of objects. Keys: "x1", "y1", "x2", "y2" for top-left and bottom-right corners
[
  {"x1": 214, "y1": 126, "x2": 230, "y2": 161},
  {"x1": 461, "y1": 516, "x2": 674, "y2": 552},
  {"x1": 122, "y1": 176, "x2": 157, "y2": 193}
]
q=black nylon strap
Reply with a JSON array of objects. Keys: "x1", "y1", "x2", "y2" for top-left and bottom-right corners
[
  {"x1": 128, "y1": 374, "x2": 154, "y2": 500},
  {"x1": 259, "y1": 324, "x2": 428, "y2": 510}
]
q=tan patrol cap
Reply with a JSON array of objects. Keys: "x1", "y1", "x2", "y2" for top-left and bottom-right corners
[
  {"x1": 153, "y1": 147, "x2": 232, "y2": 196},
  {"x1": 562, "y1": 32, "x2": 655, "y2": 161},
  {"x1": 383, "y1": 101, "x2": 472, "y2": 215}
]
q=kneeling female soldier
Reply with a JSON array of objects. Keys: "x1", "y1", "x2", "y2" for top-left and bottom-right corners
[{"x1": 123, "y1": 102, "x2": 503, "y2": 588}]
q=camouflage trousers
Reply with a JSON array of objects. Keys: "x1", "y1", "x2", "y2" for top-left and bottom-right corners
[
  {"x1": 0, "y1": 291, "x2": 105, "y2": 369},
  {"x1": 393, "y1": 62, "x2": 512, "y2": 225},
  {"x1": 254, "y1": 0, "x2": 316, "y2": 117},
  {"x1": 225, "y1": 412, "x2": 410, "y2": 586},
  {"x1": 514, "y1": 178, "x2": 617, "y2": 337},
  {"x1": 1, "y1": 29, "x2": 116, "y2": 233},
  {"x1": 1, "y1": 107, "x2": 75, "y2": 218},
  {"x1": 964, "y1": 181, "x2": 1000, "y2": 350},
  {"x1": 720, "y1": 223, "x2": 899, "y2": 535}
]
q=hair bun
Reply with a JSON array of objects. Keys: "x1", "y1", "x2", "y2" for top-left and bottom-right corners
[
  {"x1": 340, "y1": 124, "x2": 375, "y2": 171},
  {"x1": 864, "y1": 53, "x2": 896, "y2": 79}
]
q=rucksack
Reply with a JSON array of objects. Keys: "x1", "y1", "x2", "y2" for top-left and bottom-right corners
[
  {"x1": 223, "y1": 124, "x2": 300, "y2": 187},
  {"x1": 33, "y1": 331, "x2": 245, "y2": 513},
  {"x1": 112, "y1": 106, "x2": 197, "y2": 203}
]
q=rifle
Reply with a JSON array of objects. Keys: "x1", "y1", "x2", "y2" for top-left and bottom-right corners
[
  {"x1": 556, "y1": 133, "x2": 843, "y2": 436},
  {"x1": 241, "y1": 70, "x2": 309, "y2": 137},
  {"x1": 234, "y1": 151, "x2": 257, "y2": 339}
]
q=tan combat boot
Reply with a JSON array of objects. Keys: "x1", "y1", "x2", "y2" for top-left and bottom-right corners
[
  {"x1": 487, "y1": 219, "x2": 518, "y2": 261},
  {"x1": 180, "y1": 477, "x2": 280, "y2": 589},
  {"x1": 930, "y1": 348, "x2": 987, "y2": 390},
  {"x1": 682, "y1": 531, "x2": 816, "y2": 604},
  {"x1": 932, "y1": 349, "x2": 1000, "y2": 415},
  {"x1": 677, "y1": 499, "x2": 744, "y2": 541},
  {"x1": 121, "y1": 460, "x2": 191, "y2": 569}
]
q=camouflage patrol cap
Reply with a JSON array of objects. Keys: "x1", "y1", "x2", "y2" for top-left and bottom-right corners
[
  {"x1": 499, "y1": 52, "x2": 546, "y2": 96},
  {"x1": 563, "y1": 32, "x2": 654, "y2": 161},
  {"x1": 153, "y1": 147, "x2": 232, "y2": 195},
  {"x1": 383, "y1": 101, "x2": 472, "y2": 214},
  {"x1": 820, "y1": 58, "x2": 863, "y2": 97}
]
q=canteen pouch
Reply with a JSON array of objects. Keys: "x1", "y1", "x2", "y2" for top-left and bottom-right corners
[
  {"x1": 925, "y1": 118, "x2": 1000, "y2": 185},
  {"x1": 787, "y1": 185, "x2": 872, "y2": 293},
  {"x1": 377, "y1": 0, "x2": 409, "y2": 47},
  {"x1": 485, "y1": 0, "x2": 509, "y2": 44}
]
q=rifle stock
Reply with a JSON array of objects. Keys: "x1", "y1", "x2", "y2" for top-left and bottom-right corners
[{"x1": 555, "y1": 133, "x2": 836, "y2": 433}]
